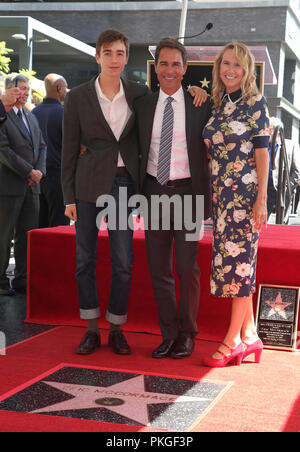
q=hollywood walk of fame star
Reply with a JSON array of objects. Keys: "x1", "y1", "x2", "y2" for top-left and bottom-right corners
[
  {"x1": 199, "y1": 77, "x2": 210, "y2": 88},
  {"x1": 265, "y1": 292, "x2": 293, "y2": 319},
  {"x1": 30, "y1": 375, "x2": 209, "y2": 426}
]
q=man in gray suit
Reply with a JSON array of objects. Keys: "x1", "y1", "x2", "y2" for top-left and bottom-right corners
[
  {"x1": 0, "y1": 75, "x2": 46, "y2": 296},
  {"x1": 267, "y1": 117, "x2": 300, "y2": 219}
]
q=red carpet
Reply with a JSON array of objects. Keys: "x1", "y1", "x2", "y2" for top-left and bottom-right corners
[
  {"x1": 0, "y1": 327, "x2": 299, "y2": 432},
  {"x1": 5, "y1": 223, "x2": 298, "y2": 432},
  {"x1": 27, "y1": 223, "x2": 300, "y2": 343}
]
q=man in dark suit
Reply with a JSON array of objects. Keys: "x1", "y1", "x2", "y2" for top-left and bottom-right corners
[
  {"x1": 134, "y1": 38, "x2": 211, "y2": 359},
  {"x1": 0, "y1": 86, "x2": 20, "y2": 126},
  {"x1": 32, "y1": 73, "x2": 70, "y2": 228},
  {"x1": 62, "y1": 29, "x2": 149, "y2": 356},
  {"x1": 0, "y1": 75, "x2": 46, "y2": 295}
]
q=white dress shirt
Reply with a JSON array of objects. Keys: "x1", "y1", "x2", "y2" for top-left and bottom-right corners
[
  {"x1": 95, "y1": 77, "x2": 131, "y2": 167},
  {"x1": 147, "y1": 86, "x2": 191, "y2": 180}
]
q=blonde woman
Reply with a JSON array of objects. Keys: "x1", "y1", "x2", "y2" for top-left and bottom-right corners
[{"x1": 203, "y1": 42, "x2": 270, "y2": 367}]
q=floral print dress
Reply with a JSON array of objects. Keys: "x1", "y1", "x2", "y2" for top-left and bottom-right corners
[{"x1": 203, "y1": 89, "x2": 270, "y2": 298}]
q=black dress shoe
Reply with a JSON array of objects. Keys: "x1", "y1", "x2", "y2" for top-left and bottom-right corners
[
  {"x1": 108, "y1": 330, "x2": 131, "y2": 355},
  {"x1": 76, "y1": 330, "x2": 101, "y2": 355},
  {"x1": 171, "y1": 335, "x2": 194, "y2": 359},
  {"x1": 0, "y1": 286, "x2": 15, "y2": 296},
  {"x1": 152, "y1": 339, "x2": 176, "y2": 359}
]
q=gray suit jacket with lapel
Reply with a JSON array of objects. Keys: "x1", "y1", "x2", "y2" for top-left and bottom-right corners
[
  {"x1": 134, "y1": 88, "x2": 212, "y2": 220},
  {"x1": 0, "y1": 107, "x2": 47, "y2": 195},
  {"x1": 61, "y1": 76, "x2": 148, "y2": 205}
]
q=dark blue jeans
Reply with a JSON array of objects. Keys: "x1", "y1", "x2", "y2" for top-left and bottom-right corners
[{"x1": 75, "y1": 173, "x2": 134, "y2": 325}]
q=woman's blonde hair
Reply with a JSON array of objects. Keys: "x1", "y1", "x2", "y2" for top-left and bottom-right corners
[{"x1": 211, "y1": 42, "x2": 258, "y2": 109}]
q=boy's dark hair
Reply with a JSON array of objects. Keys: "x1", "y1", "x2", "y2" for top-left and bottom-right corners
[
  {"x1": 155, "y1": 37, "x2": 187, "y2": 66},
  {"x1": 96, "y1": 29, "x2": 130, "y2": 56}
]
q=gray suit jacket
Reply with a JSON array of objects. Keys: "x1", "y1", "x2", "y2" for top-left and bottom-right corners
[
  {"x1": 61, "y1": 76, "x2": 148, "y2": 205},
  {"x1": 134, "y1": 88, "x2": 212, "y2": 220},
  {"x1": 0, "y1": 107, "x2": 47, "y2": 195}
]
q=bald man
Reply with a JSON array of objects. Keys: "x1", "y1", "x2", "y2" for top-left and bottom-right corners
[{"x1": 32, "y1": 74, "x2": 70, "y2": 227}]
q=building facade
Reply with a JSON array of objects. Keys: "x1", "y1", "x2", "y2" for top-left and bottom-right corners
[{"x1": 1, "y1": 0, "x2": 300, "y2": 141}]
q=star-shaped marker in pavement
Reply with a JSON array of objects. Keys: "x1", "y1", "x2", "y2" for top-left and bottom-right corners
[
  {"x1": 265, "y1": 292, "x2": 292, "y2": 319},
  {"x1": 30, "y1": 375, "x2": 209, "y2": 426}
]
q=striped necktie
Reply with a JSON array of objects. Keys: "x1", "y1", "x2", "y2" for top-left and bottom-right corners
[
  {"x1": 156, "y1": 96, "x2": 174, "y2": 186},
  {"x1": 17, "y1": 109, "x2": 31, "y2": 139}
]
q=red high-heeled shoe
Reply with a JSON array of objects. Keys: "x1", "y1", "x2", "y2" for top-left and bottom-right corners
[
  {"x1": 242, "y1": 338, "x2": 263, "y2": 363},
  {"x1": 203, "y1": 342, "x2": 244, "y2": 368}
]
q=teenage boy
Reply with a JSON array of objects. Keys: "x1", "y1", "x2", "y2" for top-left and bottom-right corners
[{"x1": 62, "y1": 29, "x2": 148, "y2": 356}]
